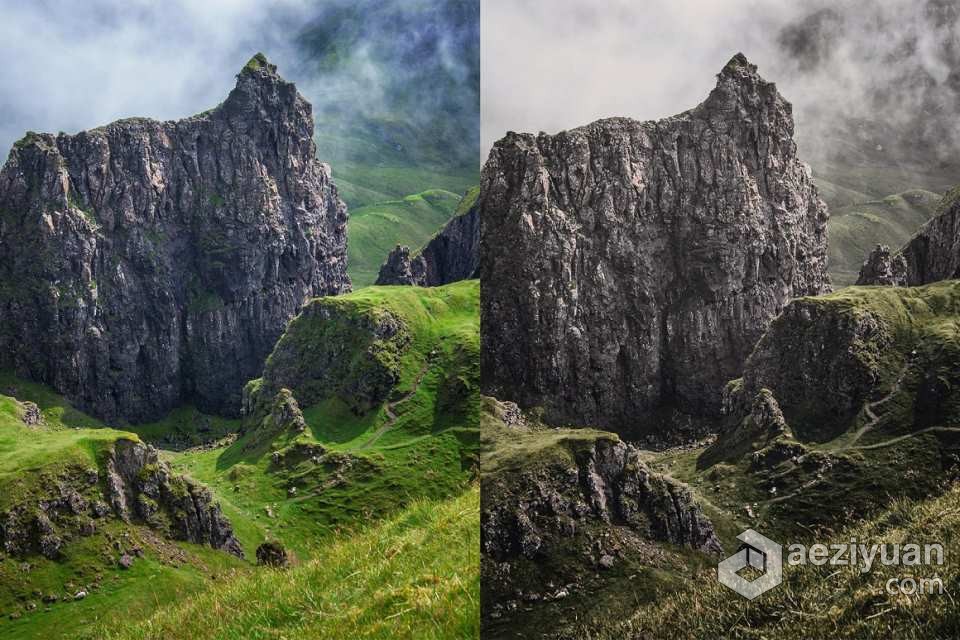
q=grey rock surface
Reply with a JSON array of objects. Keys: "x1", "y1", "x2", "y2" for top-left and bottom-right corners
[
  {"x1": 856, "y1": 244, "x2": 908, "y2": 286},
  {"x1": 375, "y1": 191, "x2": 479, "y2": 286},
  {"x1": 857, "y1": 188, "x2": 960, "y2": 286},
  {"x1": 479, "y1": 54, "x2": 830, "y2": 438},
  {"x1": 105, "y1": 438, "x2": 243, "y2": 556},
  {"x1": 0, "y1": 53, "x2": 350, "y2": 423}
]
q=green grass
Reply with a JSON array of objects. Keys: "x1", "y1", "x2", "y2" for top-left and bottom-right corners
[
  {"x1": 827, "y1": 189, "x2": 941, "y2": 286},
  {"x1": 0, "y1": 381, "x2": 248, "y2": 640},
  {"x1": 347, "y1": 188, "x2": 466, "y2": 287},
  {"x1": 0, "y1": 280, "x2": 480, "y2": 639},
  {"x1": 92, "y1": 485, "x2": 480, "y2": 640},
  {"x1": 590, "y1": 482, "x2": 960, "y2": 639}
]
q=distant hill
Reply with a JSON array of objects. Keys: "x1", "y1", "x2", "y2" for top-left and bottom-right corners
[
  {"x1": 826, "y1": 189, "x2": 942, "y2": 285},
  {"x1": 292, "y1": 0, "x2": 480, "y2": 209}
]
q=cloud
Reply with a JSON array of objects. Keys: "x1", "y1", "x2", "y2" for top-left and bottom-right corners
[
  {"x1": 0, "y1": 0, "x2": 480, "y2": 172},
  {"x1": 481, "y1": 0, "x2": 960, "y2": 167},
  {"x1": 0, "y1": 0, "x2": 313, "y2": 157}
]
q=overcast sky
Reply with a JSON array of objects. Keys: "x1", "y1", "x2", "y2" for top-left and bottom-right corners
[
  {"x1": 0, "y1": 0, "x2": 312, "y2": 157},
  {"x1": 481, "y1": 0, "x2": 960, "y2": 162}
]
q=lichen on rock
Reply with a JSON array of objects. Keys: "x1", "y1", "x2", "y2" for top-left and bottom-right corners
[{"x1": 0, "y1": 54, "x2": 350, "y2": 423}]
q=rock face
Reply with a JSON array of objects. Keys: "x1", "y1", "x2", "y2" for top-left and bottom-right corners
[
  {"x1": 480, "y1": 54, "x2": 830, "y2": 437},
  {"x1": 730, "y1": 297, "x2": 890, "y2": 442},
  {"x1": 375, "y1": 192, "x2": 479, "y2": 286},
  {"x1": 105, "y1": 439, "x2": 243, "y2": 556},
  {"x1": 0, "y1": 438, "x2": 242, "y2": 559},
  {"x1": 857, "y1": 188, "x2": 960, "y2": 286},
  {"x1": 482, "y1": 437, "x2": 721, "y2": 562},
  {"x1": 481, "y1": 397, "x2": 721, "y2": 616},
  {"x1": 245, "y1": 297, "x2": 408, "y2": 417},
  {"x1": 856, "y1": 244, "x2": 908, "y2": 286},
  {"x1": 0, "y1": 53, "x2": 350, "y2": 423}
]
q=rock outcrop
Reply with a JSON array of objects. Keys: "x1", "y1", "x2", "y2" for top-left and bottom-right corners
[
  {"x1": 104, "y1": 439, "x2": 243, "y2": 556},
  {"x1": 856, "y1": 244, "x2": 908, "y2": 286},
  {"x1": 375, "y1": 188, "x2": 479, "y2": 286},
  {"x1": 481, "y1": 397, "x2": 721, "y2": 618},
  {"x1": 730, "y1": 296, "x2": 891, "y2": 442},
  {"x1": 482, "y1": 437, "x2": 721, "y2": 561},
  {"x1": 244, "y1": 297, "x2": 408, "y2": 417},
  {"x1": 0, "y1": 438, "x2": 242, "y2": 559},
  {"x1": 857, "y1": 188, "x2": 960, "y2": 286},
  {"x1": 0, "y1": 53, "x2": 350, "y2": 423},
  {"x1": 480, "y1": 54, "x2": 830, "y2": 438}
]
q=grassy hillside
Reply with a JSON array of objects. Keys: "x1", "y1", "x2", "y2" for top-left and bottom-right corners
[
  {"x1": 347, "y1": 189, "x2": 466, "y2": 287},
  {"x1": 0, "y1": 281, "x2": 480, "y2": 639},
  {"x1": 92, "y1": 486, "x2": 480, "y2": 640},
  {"x1": 483, "y1": 281, "x2": 960, "y2": 638},
  {"x1": 0, "y1": 377, "x2": 248, "y2": 640},
  {"x1": 827, "y1": 189, "x2": 941, "y2": 286},
  {"x1": 587, "y1": 481, "x2": 960, "y2": 639}
]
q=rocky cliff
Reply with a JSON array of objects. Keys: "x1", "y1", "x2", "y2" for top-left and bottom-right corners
[
  {"x1": 1, "y1": 437, "x2": 242, "y2": 560},
  {"x1": 857, "y1": 187, "x2": 960, "y2": 286},
  {"x1": 375, "y1": 187, "x2": 479, "y2": 286},
  {"x1": 481, "y1": 397, "x2": 721, "y2": 624},
  {"x1": 480, "y1": 54, "x2": 830, "y2": 438},
  {"x1": 0, "y1": 53, "x2": 350, "y2": 423}
]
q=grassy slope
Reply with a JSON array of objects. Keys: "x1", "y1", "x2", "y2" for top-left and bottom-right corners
[
  {"x1": 484, "y1": 281, "x2": 960, "y2": 638},
  {"x1": 333, "y1": 163, "x2": 477, "y2": 211},
  {"x1": 91, "y1": 281, "x2": 481, "y2": 636},
  {"x1": 595, "y1": 483, "x2": 960, "y2": 640},
  {"x1": 93, "y1": 485, "x2": 480, "y2": 640},
  {"x1": 0, "y1": 378, "x2": 247, "y2": 640},
  {"x1": 827, "y1": 189, "x2": 941, "y2": 286},
  {"x1": 347, "y1": 189, "x2": 467, "y2": 288},
  {"x1": 0, "y1": 281, "x2": 480, "y2": 639},
  {"x1": 480, "y1": 399, "x2": 722, "y2": 639}
]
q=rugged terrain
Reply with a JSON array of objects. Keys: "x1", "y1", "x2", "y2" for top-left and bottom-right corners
[
  {"x1": 0, "y1": 54, "x2": 350, "y2": 424},
  {"x1": 586, "y1": 280, "x2": 960, "y2": 639},
  {"x1": 376, "y1": 186, "x2": 479, "y2": 287},
  {"x1": 827, "y1": 189, "x2": 941, "y2": 286},
  {"x1": 0, "y1": 279, "x2": 480, "y2": 638},
  {"x1": 480, "y1": 54, "x2": 829, "y2": 439},
  {"x1": 857, "y1": 186, "x2": 960, "y2": 286},
  {"x1": 480, "y1": 398, "x2": 724, "y2": 637}
]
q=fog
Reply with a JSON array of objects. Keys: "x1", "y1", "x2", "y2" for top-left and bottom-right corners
[
  {"x1": 482, "y1": 0, "x2": 960, "y2": 168},
  {"x1": 0, "y1": 0, "x2": 480, "y2": 170}
]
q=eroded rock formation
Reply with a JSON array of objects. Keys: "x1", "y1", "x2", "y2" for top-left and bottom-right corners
[
  {"x1": 0, "y1": 438, "x2": 242, "y2": 559},
  {"x1": 0, "y1": 53, "x2": 350, "y2": 423},
  {"x1": 480, "y1": 54, "x2": 830, "y2": 438},
  {"x1": 105, "y1": 439, "x2": 243, "y2": 556},
  {"x1": 856, "y1": 244, "x2": 908, "y2": 286},
  {"x1": 857, "y1": 188, "x2": 960, "y2": 286},
  {"x1": 376, "y1": 190, "x2": 479, "y2": 286}
]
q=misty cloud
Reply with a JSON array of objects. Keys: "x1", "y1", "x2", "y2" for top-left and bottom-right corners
[
  {"x1": 0, "y1": 0, "x2": 316, "y2": 157},
  {"x1": 482, "y1": 0, "x2": 960, "y2": 170},
  {"x1": 0, "y1": 0, "x2": 480, "y2": 172}
]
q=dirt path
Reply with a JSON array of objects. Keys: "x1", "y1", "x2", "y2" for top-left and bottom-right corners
[
  {"x1": 358, "y1": 362, "x2": 430, "y2": 450},
  {"x1": 840, "y1": 361, "x2": 910, "y2": 451},
  {"x1": 850, "y1": 426, "x2": 960, "y2": 451}
]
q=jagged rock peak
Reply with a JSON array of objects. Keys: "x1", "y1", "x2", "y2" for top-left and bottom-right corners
[
  {"x1": 480, "y1": 54, "x2": 829, "y2": 438},
  {"x1": 0, "y1": 54, "x2": 350, "y2": 423},
  {"x1": 857, "y1": 244, "x2": 908, "y2": 286},
  {"x1": 376, "y1": 187, "x2": 480, "y2": 287},
  {"x1": 856, "y1": 187, "x2": 960, "y2": 286}
]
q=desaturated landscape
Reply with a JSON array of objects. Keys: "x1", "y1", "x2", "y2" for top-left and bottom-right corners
[{"x1": 478, "y1": 2, "x2": 960, "y2": 637}]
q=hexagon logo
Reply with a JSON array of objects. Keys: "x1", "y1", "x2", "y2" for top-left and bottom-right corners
[{"x1": 717, "y1": 529, "x2": 782, "y2": 599}]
